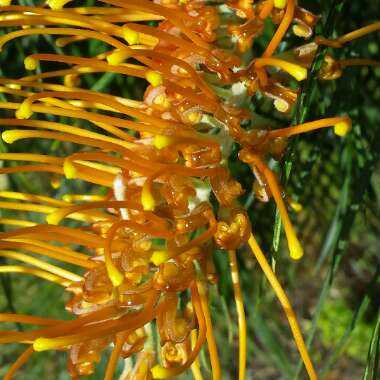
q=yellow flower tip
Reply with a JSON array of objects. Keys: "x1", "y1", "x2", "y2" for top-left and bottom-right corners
[
  {"x1": 46, "y1": 0, "x2": 72, "y2": 10},
  {"x1": 141, "y1": 182, "x2": 155, "y2": 211},
  {"x1": 46, "y1": 212, "x2": 61, "y2": 225},
  {"x1": 123, "y1": 27, "x2": 140, "y2": 46},
  {"x1": 33, "y1": 338, "x2": 52, "y2": 352},
  {"x1": 62, "y1": 194, "x2": 72, "y2": 202},
  {"x1": 334, "y1": 118, "x2": 352, "y2": 137},
  {"x1": 290, "y1": 201, "x2": 303, "y2": 213},
  {"x1": 55, "y1": 38, "x2": 67, "y2": 48},
  {"x1": 145, "y1": 70, "x2": 163, "y2": 88},
  {"x1": 15, "y1": 102, "x2": 33, "y2": 120},
  {"x1": 274, "y1": 98, "x2": 289, "y2": 113},
  {"x1": 186, "y1": 111, "x2": 202, "y2": 124},
  {"x1": 106, "y1": 264, "x2": 124, "y2": 287},
  {"x1": 289, "y1": 64, "x2": 308, "y2": 81},
  {"x1": 50, "y1": 176, "x2": 62, "y2": 189},
  {"x1": 153, "y1": 135, "x2": 173, "y2": 149},
  {"x1": 293, "y1": 25, "x2": 309, "y2": 38},
  {"x1": 154, "y1": 94, "x2": 171, "y2": 108},
  {"x1": 106, "y1": 49, "x2": 130, "y2": 66},
  {"x1": 7, "y1": 83, "x2": 21, "y2": 90},
  {"x1": 150, "y1": 250, "x2": 170, "y2": 266},
  {"x1": 151, "y1": 365, "x2": 171, "y2": 379},
  {"x1": 288, "y1": 236, "x2": 304, "y2": 260},
  {"x1": 64, "y1": 74, "x2": 80, "y2": 88},
  {"x1": 63, "y1": 159, "x2": 77, "y2": 179},
  {"x1": 274, "y1": 0, "x2": 287, "y2": 9},
  {"x1": 24, "y1": 56, "x2": 37, "y2": 70},
  {"x1": 2, "y1": 130, "x2": 18, "y2": 144},
  {"x1": 0, "y1": 0, "x2": 12, "y2": 6}
]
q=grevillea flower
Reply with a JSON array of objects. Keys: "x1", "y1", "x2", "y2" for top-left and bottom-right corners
[{"x1": 0, "y1": 1, "x2": 378, "y2": 379}]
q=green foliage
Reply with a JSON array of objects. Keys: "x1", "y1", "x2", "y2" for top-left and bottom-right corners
[
  {"x1": 0, "y1": 0, "x2": 379, "y2": 379},
  {"x1": 318, "y1": 299, "x2": 373, "y2": 363}
]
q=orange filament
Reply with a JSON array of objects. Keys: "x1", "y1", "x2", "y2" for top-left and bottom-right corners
[
  {"x1": 0, "y1": 219, "x2": 37, "y2": 227},
  {"x1": 196, "y1": 268, "x2": 221, "y2": 380},
  {"x1": 66, "y1": 159, "x2": 120, "y2": 177},
  {"x1": 255, "y1": 57, "x2": 307, "y2": 81},
  {"x1": 0, "y1": 250, "x2": 83, "y2": 282},
  {"x1": 3, "y1": 346, "x2": 34, "y2": 380},
  {"x1": 64, "y1": 152, "x2": 153, "y2": 177},
  {"x1": 0, "y1": 201, "x2": 56, "y2": 216},
  {"x1": 0, "y1": 159, "x2": 112, "y2": 187},
  {"x1": 0, "y1": 306, "x2": 123, "y2": 347},
  {"x1": 0, "y1": 240, "x2": 95, "y2": 269},
  {"x1": 0, "y1": 5, "x2": 130, "y2": 32},
  {"x1": 259, "y1": 0, "x2": 274, "y2": 20},
  {"x1": 104, "y1": 332, "x2": 128, "y2": 380},
  {"x1": 267, "y1": 116, "x2": 352, "y2": 138},
  {"x1": 25, "y1": 52, "x2": 147, "y2": 79},
  {"x1": 0, "y1": 27, "x2": 127, "y2": 51},
  {"x1": 0, "y1": 117, "x2": 135, "y2": 154},
  {"x1": 125, "y1": 23, "x2": 209, "y2": 57},
  {"x1": 45, "y1": 200, "x2": 141, "y2": 226},
  {"x1": 247, "y1": 234, "x2": 317, "y2": 380},
  {"x1": 0, "y1": 265, "x2": 71, "y2": 287},
  {"x1": 0, "y1": 127, "x2": 154, "y2": 170},
  {"x1": 99, "y1": 0, "x2": 211, "y2": 49},
  {"x1": 100, "y1": 0, "x2": 192, "y2": 22},
  {"x1": 0, "y1": 164, "x2": 63, "y2": 177},
  {"x1": 8, "y1": 239, "x2": 92, "y2": 261},
  {"x1": 18, "y1": 90, "x2": 175, "y2": 130},
  {"x1": 0, "y1": 153, "x2": 63, "y2": 166},
  {"x1": 67, "y1": 6, "x2": 163, "y2": 21},
  {"x1": 3, "y1": 100, "x2": 164, "y2": 136},
  {"x1": 248, "y1": 154, "x2": 303, "y2": 260},
  {"x1": 337, "y1": 21, "x2": 380, "y2": 45},
  {"x1": 118, "y1": 48, "x2": 216, "y2": 100},
  {"x1": 340, "y1": 58, "x2": 380, "y2": 68},
  {"x1": 0, "y1": 305, "x2": 120, "y2": 345},
  {"x1": 0, "y1": 314, "x2": 61, "y2": 326},
  {"x1": 0, "y1": 191, "x2": 70, "y2": 207},
  {"x1": 21, "y1": 67, "x2": 97, "y2": 82},
  {"x1": 104, "y1": 221, "x2": 127, "y2": 287},
  {"x1": 228, "y1": 250, "x2": 246, "y2": 380},
  {"x1": 0, "y1": 77, "x2": 145, "y2": 113},
  {"x1": 56, "y1": 35, "x2": 87, "y2": 47},
  {"x1": 0, "y1": 14, "x2": 111, "y2": 34},
  {"x1": 263, "y1": 0, "x2": 295, "y2": 57},
  {"x1": 33, "y1": 291, "x2": 158, "y2": 351},
  {"x1": 62, "y1": 194, "x2": 108, "y2": 203},
  {"x1": 0, "y1": 225, "x2": 109, "y2": 250},
  {"x1": 190, "y1": 329, "x2": 204, "y2": 380},
  {"x1": 0, "y1": 198, "x2": 110, "y2": 225}
]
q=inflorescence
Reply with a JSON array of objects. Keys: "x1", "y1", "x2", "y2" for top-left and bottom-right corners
[{"x1": 0, "y1": 1, "x2": 378, "y2": 379}]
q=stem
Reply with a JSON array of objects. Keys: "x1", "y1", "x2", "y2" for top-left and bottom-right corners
[
  {"x1": 247, "y1": 234, "x2": 317, "y2": 380},
  {"x1": 228, "y1": 250, "x2": 247, "y2": 380}
]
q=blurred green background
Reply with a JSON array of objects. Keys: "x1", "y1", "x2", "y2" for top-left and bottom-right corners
[{"x1": 0, "y1": 0, "x2": 380, "y2": 379}]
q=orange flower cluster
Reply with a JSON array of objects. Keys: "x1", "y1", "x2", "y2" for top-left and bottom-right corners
[{"x1": 0, "y1": 1, "x2": 377, "y2": 379}]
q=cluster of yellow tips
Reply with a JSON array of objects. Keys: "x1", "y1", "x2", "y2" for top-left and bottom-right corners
[{"x1": 0, "y1": 0, "x2": 377, "y2": 379}]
